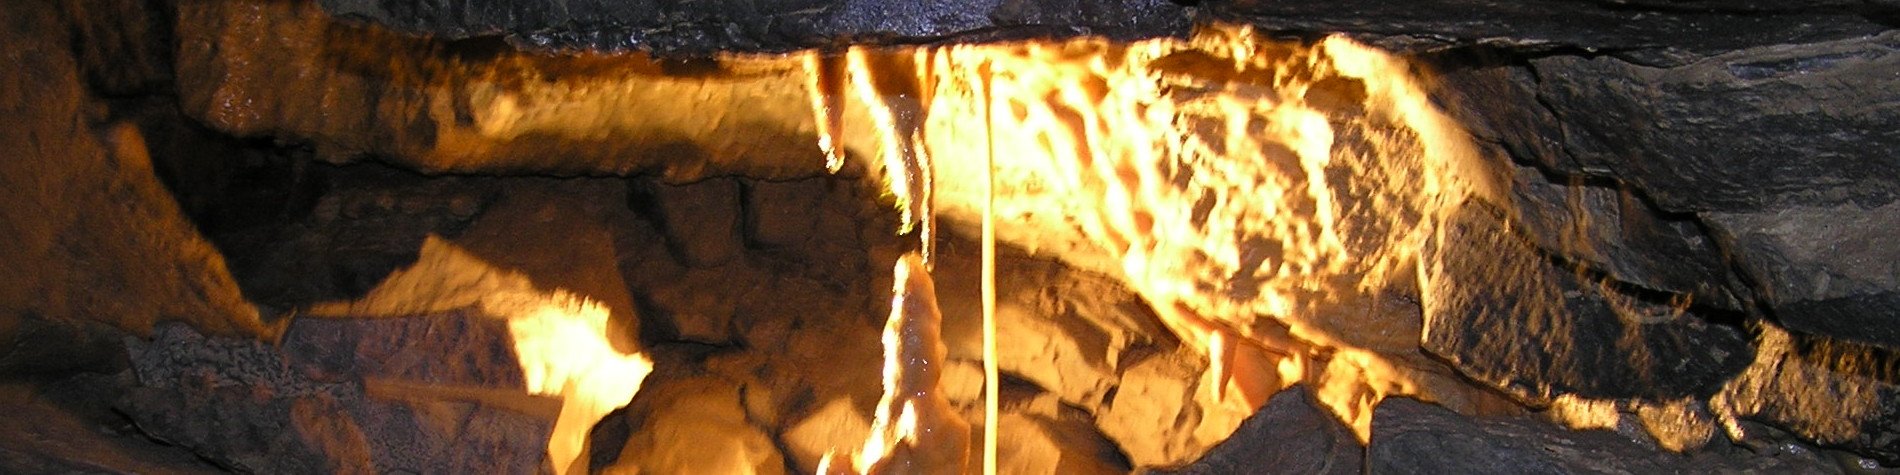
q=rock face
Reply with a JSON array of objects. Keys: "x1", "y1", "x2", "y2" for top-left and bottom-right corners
[
  {"x1": 604, "y1": 375, "x2": 787, "y2": 475},
  {"x1": 1422, "y1": 204, "x2": 1756, "y2": 402},
  {"x1": 319, "y1": 0, "x2": 1192, "y2": 53},
  {"x1": 1707, "y1": 204, "x2": 1900, "y2": 346},
  {"x1": 1368, "y1": 397, "x2": 1841, "y2": 474},
  {"x1": 1211, "y1": 0, "x2": 1895, "y2": 59},
  {"x1": 1155, "y1": 386, "x2": 1362, "y2": 475},
  {"x1": 14, "y1": 0, "x2": 1900, "y2": 470},
  {"x1": 1523, "y1": 33, "x2": 1900, "y2": 213},
  {"x1": 0, "y1": 0, "x2": 270, "y2": 378},
  {"x1": 123, "y1": 320, "x2": 553, "y2": 474},
  {"x1": 173, "y1": 0, "x2": 841, "y2": 181},
  {"x1": 1428, "y1": 29, "x2": 1900, "y2": 352}
]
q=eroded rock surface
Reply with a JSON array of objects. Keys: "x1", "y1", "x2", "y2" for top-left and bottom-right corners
[
  {"x1": 319, "y1": 0, "x2": 1192, "y2": 53},
  {"x1": 123, "y1": 320, "x2": 553, "y2": 474},
  {"x1": 1369, "y1": 397, "x2": 1841, "y2": 474},
  {"x1": 0, "y1": 0, "x2": 269, "y2": 378},
  {"x1": 1155, "y1": 386, "x2": 1361, "y2": 475}
]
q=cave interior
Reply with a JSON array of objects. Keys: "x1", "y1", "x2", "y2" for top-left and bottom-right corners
[{"x1": 2, "y1": 0, "x2": 1899, "y2": 473}]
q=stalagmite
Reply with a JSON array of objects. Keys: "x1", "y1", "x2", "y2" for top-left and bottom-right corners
[{"x1": 822, "y1": 253, "x2": 970, "y2": 475}]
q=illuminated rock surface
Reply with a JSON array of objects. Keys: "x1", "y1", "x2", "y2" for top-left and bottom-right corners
[{"x1": 3, "y1": 0, "x2": 1900, "y2": 471}]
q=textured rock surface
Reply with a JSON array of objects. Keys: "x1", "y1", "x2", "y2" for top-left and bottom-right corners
[
  {"x1": 1507, "y1": 166, "x2": 1743, "y2": 309},
  {"x1": 643, "y1": 177, "x2": 745, "y2": 268},
  {"x1": 1423, "y1": 204, "x2": 1755, "y2": 402},
  {"x1": 174, "y1": 0, "x2": 841, "y2": 181},
  {"x1": 1525, "y1": 32, "x2": 1900, "y2": 213},
  {"x1": 320, "y1": 0, "x2": 1192, "y2": 54},
  {"x1": 1155, "y1": 386, "x2": 1361, "y2": 475},
  {"x1": 0, "y1": 0, "x2": 269, "y2": 378},
  {"x1": 1434, "y1": 30, "x2": 1900, "y2": 354},
  {"x1": 780, "y1": 398, "x2": 873, "y2": 473},
  {"x1": 123, "y1": 320, "x2": 553, "y2": 474},
  {"x1": 0, "y1": 375, "x2": 224, "y2": 474},
  {"x1": 1213, "y1": 0, "x2": 1895, "y2": 60},
  {"x1": 604, "y1": 375, "x2": 786, "y2": 474},
  {"x1": 1707, "y1": 203, "x2": 1900, "y2": 348},
  {"x1": 1369, "y1": 397, "x2": 1842, "y2": 474},
  {"x1": 18, "y1": 0, "x2": 1900, "y2": 469},
  {"x1": 992, "y1": 400, "x2": 1132, "y2": 475}
]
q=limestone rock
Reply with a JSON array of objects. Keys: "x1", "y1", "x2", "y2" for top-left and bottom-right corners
[
  {"x1": 0, "y1": 0, "x2": 268, "y2": 378},
  {"x1": 744, "y1": 178, "x2": 827, "y2": 249},
  {"x1": 1096, "y1": 348, "x2": 1253, "y2": 468},
  {"x1": 782, "y1": 398, "x2": 873, "y2": 474},
  {"x1": 1211, "y1": 0, "x2": 1891, "y2": 60},
  {"x1": 318, "y1": 0, "x2": 1191, "y2": 54},
  {"x1": 1525, "y1": 32, "x2": 1900, "y2": 213},
  {"x1": 644, "y1": 177, "x2": 745, "y2": 269},
  {"x1": 1707, "y1": 203, "x2": 1900, "y2": 348},
  {"x1": 1421, "y1": 204, "x2": 1753, "y2": 402},
  {"x1": 122, "y1": 321, "x2": 554, "y2": 474},
  {"x1": 174, "y1": 0, "x2": 836, "y2": 180},
  {"x1": 606, "y1": 375, "x2": 786, "y2": 475},
  {"x1": 993, "y1": 405, "x2": 1133, "y2": 475},
  {"x1": 1155, "y1": 386, "x2": 1361, "y2": 475},
  {"x1": 1508, "y1": 165, "x2": 1741, "y2": 309},
  {"x1": 1369, "y1": 397, "x2": 1839, "y2": 474}
]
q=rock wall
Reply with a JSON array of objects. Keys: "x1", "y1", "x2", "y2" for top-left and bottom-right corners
[{"x1": 0, "y1": 0, "x2": 270, "y2": 378}]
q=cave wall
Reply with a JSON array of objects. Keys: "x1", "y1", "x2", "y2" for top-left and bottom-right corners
[
  {"x1": 303, "y1": 0, "x2": 1900, "y2": 349},
  {"x1": 295, "y1": 0, "x2": 1900, "y2": 461},
  {"x1": 0, "y1": 0, "x2": 273, "y2": 378},
  {"x1": 4, "y1": 0, "x2": 1899, "y2": 468}
]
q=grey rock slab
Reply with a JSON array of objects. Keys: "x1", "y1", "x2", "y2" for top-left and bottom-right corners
[
  {"x1": 1210, "y1": 0, "x2": 1892, "y2": 61},
  {"x1": 1707, "y1": 201, "x2": 1900, "y2": 348},
  {"x1": 318, "y1": 0, "x2": 1192, "y2": 54},
  {"x1": 1528, "y1": 31, "x2": 1900, "y2": 213},
  {"x1": 122, "y1": 319, "x2": 553, "y2": 474},
  {"x1": 1422, "y1": 203, "x2": 1754, "y2": 402},
  {"x1": 1369, "y1": 397, "x2": 1840, "y2": 474}
]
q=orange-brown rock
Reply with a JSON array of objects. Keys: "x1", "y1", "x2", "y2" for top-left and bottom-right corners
[
  {"x1": 0, "y1": 0, "x2": 269, "y2": 376},
  {"x1": 174, "y1": 0, "x2": 838, "y2": 181}
]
